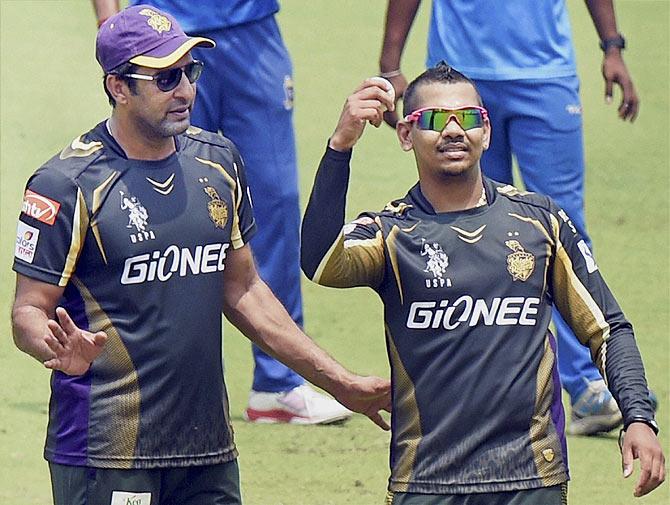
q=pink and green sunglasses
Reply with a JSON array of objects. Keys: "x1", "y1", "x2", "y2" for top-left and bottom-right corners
[{"x1": 405, "y1": 106, "x2": 488, "y2": 131}]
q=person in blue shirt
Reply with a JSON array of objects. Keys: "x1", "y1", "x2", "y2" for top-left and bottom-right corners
[
  {"x1": 94, "y1": 0, "x2": 352, "y2": 425},
  {"x1": 378, "y1": 0, "x2": 643, "y2": 436}
]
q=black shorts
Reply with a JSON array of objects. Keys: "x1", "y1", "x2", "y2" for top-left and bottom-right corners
[
  {"x1": 49, "y1": 459, "x2": 242, "y2": 505},
  {"x1": 385, "y1": 484, "x2": 568, "y2": 505}
]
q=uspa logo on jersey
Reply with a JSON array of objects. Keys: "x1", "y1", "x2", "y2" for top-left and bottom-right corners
[
  {"x1": 15, "y1": 221, "x2": 40, "y2": 263},
  {"x1": 420, "y1": 238, "x2": 452, "y2": 288},
  {"x1": 21, "y1": 189, "x2": 61, "y2": 225},
  {"x1": 120, "y1": 191, "x2": 156, "y2": 243}
]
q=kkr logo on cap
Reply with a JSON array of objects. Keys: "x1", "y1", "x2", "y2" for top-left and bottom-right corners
[
  {"x1": 139, "y1": 8, "x2": 171, "y2": 33},
  {"x1": 22, "y1": 189, "x2": 61, "y2": 225}
]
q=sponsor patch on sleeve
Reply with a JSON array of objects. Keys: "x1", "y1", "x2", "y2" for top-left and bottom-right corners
[
  {"x1": 21, "y1": 189, "x2": 61, "y2": 225},
  {"x1": 15, "y1": 221, "x2": 39, "y2": 263},
  {"x1": 577, "y1": 240, "x2": 598, "y2": 273}
]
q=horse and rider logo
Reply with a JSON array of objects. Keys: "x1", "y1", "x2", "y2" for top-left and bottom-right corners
[
  {"x1": 120, "y1": 191, "x2": 156, "y2": 243},
  {"x1": 421, "y1": 238, "x2": 451, "y2": 288}
]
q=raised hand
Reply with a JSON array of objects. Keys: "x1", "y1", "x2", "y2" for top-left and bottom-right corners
[
  {"x1": 328, "y1": 77, "x2": 396, "y2": 152},
  {"x1": 44, "y1": 307, "x2": 108, "y2": 375}
]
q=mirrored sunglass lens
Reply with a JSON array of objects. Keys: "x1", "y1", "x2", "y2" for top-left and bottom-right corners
[
  {"x1": 185, "y1": 62, "x2": 203, "y2": 83},
  {"x1": 458, "y1": 110, "x2": 483, "y2": 130},
  {"x1": 156, "y1": 68, "x2": 182, "y2": 91},
  {"x1": 417, "y1": 109, "x2": 483, "y2": 131},
  {"x1": 417, "y1": 111, "x2": 445, "y2": 130}
]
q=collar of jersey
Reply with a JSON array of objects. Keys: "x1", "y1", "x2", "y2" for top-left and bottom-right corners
[
  {"x1": 94, "y1": 120, "x2": 183, "y2": 161},
  {"x1": 407, "y1": 177, "x2": 495, "y2": 220}
]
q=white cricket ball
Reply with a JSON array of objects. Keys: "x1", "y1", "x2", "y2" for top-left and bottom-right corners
[{"x1": 369, "y1": 76, "x2": 396, "y2": 109}]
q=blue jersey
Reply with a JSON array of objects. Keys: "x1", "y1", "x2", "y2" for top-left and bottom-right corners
[
  {"x1": 427, "y1": 0, "x2": 577, "y2": 80},
  {"x1": 129, "y1": 0, "x2": 280, "y2": 32}
]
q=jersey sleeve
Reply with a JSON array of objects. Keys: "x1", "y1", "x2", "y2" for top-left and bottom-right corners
[
  {"x1": 228, "y1": 143, "x2": 256, "y2": 249},
  {"x1": 548, "y1": 203, "x2": 655, "y2": 426},
  {"x1": 301, "y1": 146, "x2": 384, "y2": 289},
  {"x1": 13, "y1": 165, "x2": 89, "y2": 287}
]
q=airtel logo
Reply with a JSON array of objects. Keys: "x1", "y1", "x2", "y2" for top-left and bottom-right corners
[{"x1": 22, "y1": 189, "x2": 61, "y2": 225}]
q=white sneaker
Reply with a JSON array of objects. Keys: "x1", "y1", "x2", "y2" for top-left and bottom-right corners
[
  {"x1": 567, "y1": 379, "x2": 623, "y2": 436},
  {"x1": 243, "y1": 384, "x2": 353, "y2": 425}
]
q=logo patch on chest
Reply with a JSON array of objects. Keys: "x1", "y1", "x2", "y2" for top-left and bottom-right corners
[
  {"x1": 204, "y1": 186, "x2": 229, "y2": 229},
  {"x1": 505, "y1": 240, "x2": 535, "y2": 281},
  {"x1": 421, "y1": 238, "x2": 452, "y2": 288},
  {"x1": 120, "y1": 191, "x2": 156, "y2": 243}
]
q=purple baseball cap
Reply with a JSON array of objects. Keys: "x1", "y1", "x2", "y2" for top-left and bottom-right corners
[{"x1": 96, "y1": 5, "x2": 215, "y2": 73}]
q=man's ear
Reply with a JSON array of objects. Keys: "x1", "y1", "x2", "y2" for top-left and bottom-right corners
[
  {"x1": 482, "y1": 117, "x2": 491, "y2": 151},
  {"x1": 106, "y1": 74, "x2": 131, "y2": 105},
  {"x1": 396, "y1": 120, "x2": 414, "y2": 152}
]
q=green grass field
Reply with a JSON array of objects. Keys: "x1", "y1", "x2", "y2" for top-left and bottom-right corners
[{"x1": 0, "y1": 0, "x2": 668, "y2": 503}]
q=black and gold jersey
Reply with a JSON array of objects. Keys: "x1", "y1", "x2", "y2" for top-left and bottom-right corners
[
  {"x1": 301, "y1": 147, "x2": 654, "y2": 494},
  {"x1": 13, "y1": 122, "x2": 256, "y2": 469}
]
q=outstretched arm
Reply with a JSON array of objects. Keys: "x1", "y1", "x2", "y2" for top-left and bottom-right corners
[
  {"x1": 584, "y1": 0, "x2": 639, "y2": 121},
  {"x1": 222, "y1": 245, "x2": 391, "y2": 429},
  {"x1": 12, "y1": 274, "x2": 107, "y2": 375},
  {"x1": 379, "y1": 0, "x2": 423, "y2": 127}
]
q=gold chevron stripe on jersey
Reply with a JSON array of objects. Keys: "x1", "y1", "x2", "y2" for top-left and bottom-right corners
[
  {"x1": 59, "y1": 136, "x2": 103, "y2": 160},
  {"x1": 73, "y1": 277, "x2": 140, "y2": 468},
  {"x1": 195, "y1": 157, "x2": 245, "y2": 249},
  {"x1": 58, "y1": 189, "x2": 89, "y2": 286},
  {"x1": 550, "y1": 213, "x2": 610, "y2": 376},
  {"x1": 386, "y1": 325, "x2": 422, "y2": 492},
  {"x1": 530, "y1": 333, "x2": 566, "y2": 485},
  {"x1": 387, "y1": 225, "x2": 405, "y2": 305},
  {"x1": 496, "y1": 184, "x2": 530, "y2": 197},
  {"x1": 91, "y1": 171, "x2": 120, "y2": 265}
]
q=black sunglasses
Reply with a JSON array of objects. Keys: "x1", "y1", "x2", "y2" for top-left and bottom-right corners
[{"x1": 121, "y1": 60, "x2": 204, "y2": 92}]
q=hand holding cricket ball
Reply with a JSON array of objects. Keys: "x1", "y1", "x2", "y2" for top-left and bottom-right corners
[{"x1": 328, "y1": 77, "x2": 396, "y2": 152}]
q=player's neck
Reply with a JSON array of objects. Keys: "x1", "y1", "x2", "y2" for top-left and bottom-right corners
[
  {"x1": 419, "y1": 168, "x2": 486, "y2": 213},
  {"x1": 107, "y1": 115, "x2": 176, "y2": 161}
]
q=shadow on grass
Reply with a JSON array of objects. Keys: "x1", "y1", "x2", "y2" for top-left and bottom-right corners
[{"x1": 9, "y1": 402, "x2": 47, "y2": 415}]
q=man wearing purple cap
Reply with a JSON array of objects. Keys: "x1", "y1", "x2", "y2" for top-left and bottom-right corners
[
  {"x1": 92, "y1": 0, "x2": 353, "y2": 428},
  {"x1": 11, "y1": 6, "x2": 391, "y2": 504}
]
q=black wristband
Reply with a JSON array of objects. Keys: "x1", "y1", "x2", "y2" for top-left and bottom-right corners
[
  {"x1": 600, "y1": 34, "x2": 626, "y2": 52},
  {"x1": 624, "y1": 416, "x2": 659, "y2": 435}
]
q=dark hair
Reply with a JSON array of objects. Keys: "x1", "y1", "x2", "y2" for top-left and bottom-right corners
[
  {"x1": 103, "y1": 62, "x2": 139, "y2": 107},
  {"x1": 403, "y1": 61, "x2": 483, "y2": 116}
]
